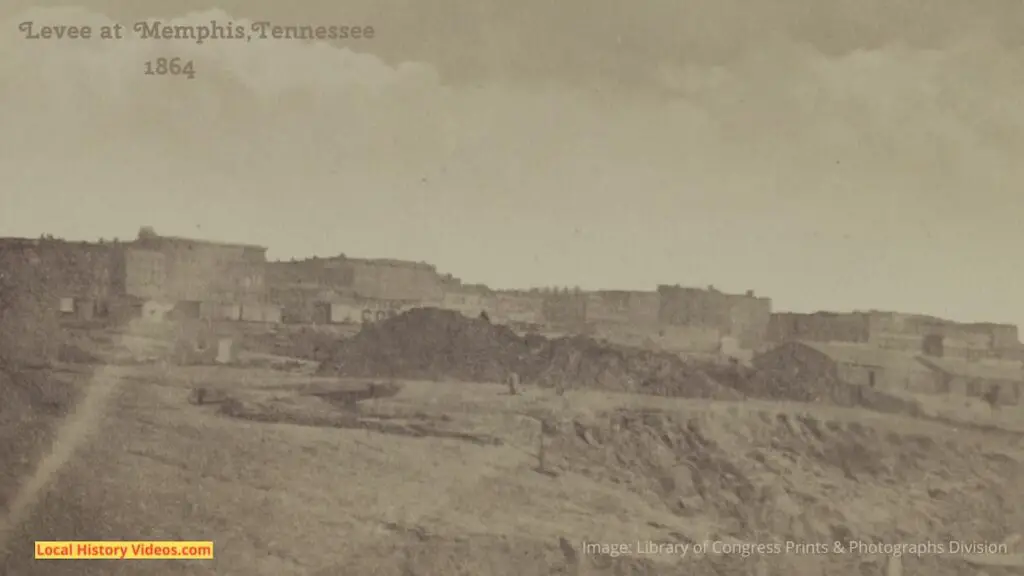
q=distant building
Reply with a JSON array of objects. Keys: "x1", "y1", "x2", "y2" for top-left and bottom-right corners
[
  {"x1": 541, "y1": 288, "x2": 587, "y2": 327},
  {"x1": 316, "y1": 297, "x2": 408, "y2": 325},
  {"x1": 0, "y1": 231, "x2": 274, "y2": 323},
  {"x1": 0, "y1": 237, "x2": 115, "y2": 320},
  {"x1": 768, "y1": 312, "x2": 872, "y2": 344},
  {"x1": 266, "y1": 255, "x2": 445, "y2": 323},
  {"x1": 756, "y1": 340, "x2": 1024, "y2": 405},
  {"x1": 493, "y1": 291, "x2": 545, "y2": 325},
  {"x1": 917, "y1": 356, "x2": 1023, "y2": 405},
  {"x1": 584, "y1": 290, "x2": 659, "y2": 327},
  {"x1": 105, "y1": 228, "x2": 277, "y2": 322},
  {"x1": 441, "y1": 285, "x2": 496, "y2": 319},
  {"x1": 118, "y1": 232, "x2": 268, "y2": 305},
  {"x1": 754, "y1": 341, "x2": 939, "y2": 394},
  {"x1": 657, "y1": 285, "x2": 771, "y2": 349},
  {"x1": 348, "y1": 258, "x2": 444, "y2": 302},
  {"x1": 767, "y1": 310, "x2": 1021, "y2": 360}
]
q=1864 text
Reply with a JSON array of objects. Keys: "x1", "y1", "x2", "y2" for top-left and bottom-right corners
[{"x1": 143, "y1": 58, "x2": 196, "y2": 80}]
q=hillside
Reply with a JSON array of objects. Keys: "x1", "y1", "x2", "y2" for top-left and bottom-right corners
[{"x1": 0, "y1": 310, "x2": 1021, "y2": 574}]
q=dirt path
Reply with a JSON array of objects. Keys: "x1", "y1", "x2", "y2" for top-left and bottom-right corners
[
  {"x1": 0, "y1": 368, "x2": 122, "y2": 552},
  {"x1": 0, "y1": 368, "x2": 550, "y2": 575},
  {"x1": 0, "y1": 366, "x2": 145, "y2": 575}
]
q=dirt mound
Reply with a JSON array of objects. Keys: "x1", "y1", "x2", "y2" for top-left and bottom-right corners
[
  {"x1": 319, "y1": 308, "x2": 531, "y2": 383},
  {"x1": 243, "y1": 325, "x2": 356, "y2": 362},
  {"x1": 723, "y1": 367, "x2": 923, "y2": 415},
  {"x1": 529, "y1": 335, "x2": 740, "y2": 399},
  {"x1": 317, "y1": 309, "x2": 741, "y2": 400},
  {"x1": 315, "y1": 308, "x2": 935, "y2": 413}
]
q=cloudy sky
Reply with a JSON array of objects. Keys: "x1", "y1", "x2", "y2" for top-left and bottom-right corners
[{"x1": 1, "y1": 1, "x2": 1022, "y2": 328}]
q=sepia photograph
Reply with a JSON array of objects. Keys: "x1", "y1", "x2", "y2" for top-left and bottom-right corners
[{"x1": 1, "y1": 0, "x2": 1023, "y2": 574}]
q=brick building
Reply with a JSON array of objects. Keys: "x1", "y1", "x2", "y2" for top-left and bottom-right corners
[
  {"x1": 768, "y1": 312, "x2": 872, "y2": 344},
  {"x1": 768, "y1": 310, "x2": 1021, "y2": 361},
  {"x1": 266, "y1": 255, "x2": 445, "y2": 323},
  {"x1": 119, "y1": 233, "x2": 267, "y2": 303},
  {"x1": 656, "y1": 285, "x2": 771, "y2": 349},
  {"x1": 0, "y1": 237, "x2": 115, "y2": 319},
  {"x1": 584, "y1": 290, "x2": 660, "y2": 327},
  {"x1": 540, "y1": 288, "x2": 588, "y2": 328},
  {"x1": 110, "y1": 230, "x2": 275, "y2": 322}
]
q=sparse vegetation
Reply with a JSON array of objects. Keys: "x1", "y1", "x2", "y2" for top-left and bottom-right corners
[{"x1": 1, "y1": 307, "x2": 1021, "y2": 575}]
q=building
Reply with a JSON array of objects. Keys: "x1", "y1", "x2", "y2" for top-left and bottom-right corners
[
  {"x1": 440, "y1": 285, "x2": 497, "y2": 319},
  {"x1": 113, "y1": 229, "x2": 275, "y2": 322},
  {"x1": 0, "y1": 237, "x2": 115, "y2": 320},
  {"x1": 866, "y1": 311, "x2": 1017, "y2": 359},
  {"x1": 317, "y1": 297, "x2": 409, "y2": 325},
  {"x1": 754, "y1": 341, "x2": 939, "y2": 394},
  {"x1": 768, "y1": 310, "x2": 1022, "y2": 360},
  {"x1": 657, "y1": 285, "x2": 771, "y2": 349},
  {"x1": 917, "y1": 357, "x2": 1023, "y2": 405},
  {"x1": 349, "y1": 258, "x2": 444, "y2": 302},
  {"x1": 266, "y1": 254, "x2": 445, "y2": 322},
  {"x1": 768, "y1": 312, "x2": 871, "y2": 344},
  {"x1": 492, "y1": 291, "x2": 545, "y2": 325},
  {"x1": 583, "y1": 290, "x2": 659, "y2": 327},
  {"x1": 541, "y1": 288, "x2": 587, "y2": 327}
]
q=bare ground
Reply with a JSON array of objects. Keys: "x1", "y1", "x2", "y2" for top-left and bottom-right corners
[{"x1": 1, "y1": 363, "x2": 1022, "y2": 575}]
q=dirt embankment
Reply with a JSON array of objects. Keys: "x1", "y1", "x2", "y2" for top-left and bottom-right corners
[
  {"x1": 542, "y1": 406, "x2": 1023, "y2": 575},
  {"x1": 315, "y1": 308, "x2": 920, "y2": 413},
  {"x1": 208, "y1": 375, "x2": 1023, "y2": 575},
  {"x1": 316, "y1": 308, "x2": 741, "y2": 398}
]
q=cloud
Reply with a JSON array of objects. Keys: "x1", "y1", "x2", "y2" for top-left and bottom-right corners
[
  {"x1": 1, "y1": 7, "x2": 444, "y2": 165},
  {"x1": 2, "y1": 6, "x2": 1024, "y2": 325},
  {"x1": 2, "y1": 7, "x2": 437, "y2": 97}
]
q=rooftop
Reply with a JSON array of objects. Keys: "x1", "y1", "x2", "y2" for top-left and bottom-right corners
[
  {"x1": 799, "y1": 341, "x2": 929, "y2": 371},
  {"x1": 131, "y1": 235, "x2": 267, "y2": 251},
  {"x1": 918, "y1": 357, "x2": 1024, "y2": 382},
  {"x1": 350, "y1": 258, "x2": 436, "y2": 270},
  {"x1": 269, "y1": 255, "x2": 435, "y2": 270},
  {"x1": 794, "y1": 341, "x2": 1024, "y2": 382},
  {"x1": 657, "y1": 284, "x2": 764, "y2": 299}
]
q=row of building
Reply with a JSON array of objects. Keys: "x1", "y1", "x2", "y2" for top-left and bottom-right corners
[
  {"x1": 0, "y1": 230, "x2": 277, "y2": 323},
  {"x1": 755, "y1": 340, "x2": 1024, "y2": 406},
  {"x1": 2, "y1": 229, "x2": 1022, "y2": 367}
]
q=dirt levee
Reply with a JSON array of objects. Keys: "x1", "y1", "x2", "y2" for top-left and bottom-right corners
[
  {"x1": 316, "y1": 308, "x2": 929, "y2": 411},
  {"x1": 528, "y1": 335, "x2": 740, "y2": 398},
  {"x1": 318, "y1": 308, "x2": 532, "y2": 383},
  {"x1": 317, "y1": 308, "x2": 743, "y2": 399}
]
